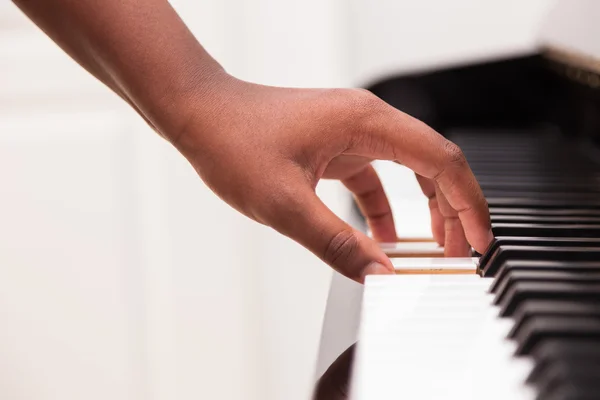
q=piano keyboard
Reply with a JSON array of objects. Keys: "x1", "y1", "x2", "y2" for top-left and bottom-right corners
[{"x1": 351, "y1": 130, "x2": 600, "y2": 400}]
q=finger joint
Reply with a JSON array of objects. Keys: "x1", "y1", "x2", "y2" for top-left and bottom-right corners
[{"x1": 324, "y1": 230, "x2": 360, "y2": 267}]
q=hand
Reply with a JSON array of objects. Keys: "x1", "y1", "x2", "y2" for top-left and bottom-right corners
[{"x1": 171, "y1": 73, "x2": 493, "y2": 283}]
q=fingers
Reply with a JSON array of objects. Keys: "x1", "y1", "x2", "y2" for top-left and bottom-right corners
[
  {"x1": 267, "y1": 184, "x2": 394, "y2": 283},
  {"x1": 431, "y1": 146, "x2": 492, "y2": 254},
  {"x1": 349, "y1": 96, "x2": 493, "y2": 253},
  {"x1": 415, "y1": 174, "x2": 445, "y2": 246},
  {"x1": 342, "y1": 164, "x2": 397, "y2": 243},
  {"x1": 416, "y1": 173, "x2": 470, "y2": 256},
  {"x1": 435, "y1": 185, "x2": 471, "y2": 257}
]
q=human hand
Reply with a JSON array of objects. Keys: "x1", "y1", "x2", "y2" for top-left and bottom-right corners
[{"x1": 170, "y1": 73, "x2": 493, "y2": 283}]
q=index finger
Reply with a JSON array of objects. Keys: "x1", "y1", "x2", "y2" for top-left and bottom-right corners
[{"x1": 349, "y1": 98, "x2": 493, "y2": 252}]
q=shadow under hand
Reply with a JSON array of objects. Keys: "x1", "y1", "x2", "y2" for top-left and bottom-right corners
[{"x1": 313, "y1": 343, "x2": 356, "y2": 400}]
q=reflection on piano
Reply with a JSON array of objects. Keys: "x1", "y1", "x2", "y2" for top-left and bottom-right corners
[{"x1": 315, "y1": 2, "x2": 600, "y2": 399}]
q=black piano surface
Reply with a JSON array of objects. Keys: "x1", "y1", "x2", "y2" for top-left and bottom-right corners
[{"x1": 314, "y1": 49, "x2": 600, "y2": 400}]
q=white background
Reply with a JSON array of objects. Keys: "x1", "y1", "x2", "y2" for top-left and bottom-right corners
[{"x1": 0, "y1": 1, "x2": 558, "y2": 400}]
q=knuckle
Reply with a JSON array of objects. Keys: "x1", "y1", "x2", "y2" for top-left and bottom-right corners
[
  {"x1": 347, "y1": 90, "x2": 389, "y2": 144},
  {"x1": 442, "y1": 140, "x2": 467, "y2": 167},
  {"x1": 350, "y1": 88, "x2": 384, "y2": 113},
  {"x1": 318, "y1": 88, "x2": 390, "y2": 152},
  {"x1": 324, "y1": 229, "x2": 360, "y2": 267},
  {"x1": 325, "y1": 88, "x2": 383, "y2": 117}
]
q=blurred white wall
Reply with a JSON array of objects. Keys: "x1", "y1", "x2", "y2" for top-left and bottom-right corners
[
  {"x1": 349, "y1": 0, "x2": 556, "y2": 86},
  {"x1": 0, "y1": 1, "x2": 560, "y2": 400}
]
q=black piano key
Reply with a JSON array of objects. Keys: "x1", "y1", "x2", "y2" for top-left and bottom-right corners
[
  {"x1": 485, "y1": 191, "x2": 600, "y2": 201},
  {"x1": 509, "y1": 299, "x2": 600, "y2": 339},
  {"x1": 540, "y1": 386, "x2": 600, "y2": 400},
  {"x1": 499, "y1": 282, "x2": 600, "y2": 318},
  {"x1": 476, "y1": 173, "x2": 600, "y2": 182},
  {"x1": 527, "y1": 338, "x2": 600, "y2": 384},
  {"x1": 491, "y1": 224, "x2": 600, "y2": 240},
  {"x1": 480, "y1": 237, "x2": 600, "y2": 275},
  {"x1": 491, "y1": 215, "x2": 600, "y2": 224},
  {"x1": 481, "y1": 245, "x2": 600, "y2": 277},
  {"x1": 490, "y1": 261, "x2": 600, "y2": 294},
  {"x1": 482, "y1": 183, "x2": 600, "y2": 194},
  {"x1": 489, "y1": 207, "x2": 600, "y2": 217},
  {"x1": 494, "y1": 271, "x2": 600, "y2": 307},
  {"x1": 487, "y1": 198, "x2": 600, "y2": 209},
  {"x1": 514, "y1": 316, "x2": 600, "y2": 356},
  {"x1": 530, "y1": 338, "x2": 600, "y2": 362},
  {"x1": 534, "y1": 361, "x2": 600, "y2": 400},
  {"x1": 533, "y1": 360, "x2": 600, "y2": 389}
]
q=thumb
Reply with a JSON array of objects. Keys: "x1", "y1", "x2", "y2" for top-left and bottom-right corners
[{"x1": 271, "y1": 186, "x2": 394, "y2": 283}]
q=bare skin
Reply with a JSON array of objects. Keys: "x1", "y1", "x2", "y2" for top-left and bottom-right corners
[{"x1": 12, "y1": 0, "x2": 493, "y2": 283}]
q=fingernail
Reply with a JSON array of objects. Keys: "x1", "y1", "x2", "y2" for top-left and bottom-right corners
[{"x1": 363, "y1": 261, "x2": 394, "y2": 277}]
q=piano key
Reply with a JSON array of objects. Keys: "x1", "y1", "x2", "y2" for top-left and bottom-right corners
[
  {"x1": 534, "y1": 362, "x2": 600, "y2": 400},
  {"x1": 509, "y1": 299, "x2": 600, "y2": 339},
  {"x1": 391, "y1": 257, "x2": 478, "y2": 274},
  {"x1": 478, "y1": 176, "x2": 600, "y2": 186},
  {"x1": 513, "y1": 316, "x2": 600, "y2": 356},
  {"x1": 527, "y1": 338, "x2": 600, "y2": 384},
  {"x1": 395, "y1": 237, "x2": 437, "y2": 242},
  {"x1": 493, "y1": 271, "x2": 600, "y2": 306},
  {"x1": 490, "y1": 223, "x2": 600, "y2": 239},
  {"x1": 482, "y1": 183, "x2": 600, "y2": 194},
  {"x1": 378, "y1": 241, "x2": 444, "y2": 257},
  {"x1": 487, "y1": 198, "x2": 600, "y2": 209},
  {"x1": 479, "y1": 237, "x2": 600, "y2": 272},
  {"x1": 498, "y1": 282, "x2": 600, "y2": 318},
  {"x1": 491, "y1": 215, "x2": 600, "y2": 224},
  {"x1": 485, "y1": 191, "x2": 600, "y2": 200},
  {"x1": 489, "y1": 207, "x2": 600, "y2": 217},
  {"x1": 491, "y1": 261, "x2": 600, "y2": 294},
  {"x1": 353, "y1": 274, "x2": 535, "y2": 400},
  {"x1": 480, "y1": 245, "x2": 600, "y2": 277}
]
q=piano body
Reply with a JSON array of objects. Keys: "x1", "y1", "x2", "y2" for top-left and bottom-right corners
[{"x1": 315, "y1": 1, "x2": 600, "y2": 399}]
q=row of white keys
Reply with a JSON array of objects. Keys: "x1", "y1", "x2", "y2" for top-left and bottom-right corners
[{"x1": 350, "y1": 273, "x2": 537, "y2": 400}]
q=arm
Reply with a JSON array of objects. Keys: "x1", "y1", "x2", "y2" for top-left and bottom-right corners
[
  {"x1": 13, "y1": 0, "x2": 493, "y2": 282},
  {"x1": 13, "y1": 0, "x2": 224, "y2": 139}
]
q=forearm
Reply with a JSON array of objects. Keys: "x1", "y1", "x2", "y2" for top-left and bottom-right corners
[{"x1": 13, "y1": 0, "x2": 227, "y2": 139}]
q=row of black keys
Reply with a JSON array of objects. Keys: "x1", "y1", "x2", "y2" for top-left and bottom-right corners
[
  {"x1": 478, "y1": 242, "x2": 600, "y2": 399},
  {"x1": 453, "y1": 132, "x2": 600, "y2": 399},
  {"x1": 479, "y1": 249, "x2": 600, "y2": 397}
]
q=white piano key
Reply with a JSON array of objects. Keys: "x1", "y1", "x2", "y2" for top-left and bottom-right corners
[
  {"x1": 379, "y1": 241, "x2": 444, "y2": 257},
  {"x1": 351, "y1": 274, "x2": 536, "y2": 400},
  {"x1": 390, "y1": 257, "x2": 479, "y2": 273}
]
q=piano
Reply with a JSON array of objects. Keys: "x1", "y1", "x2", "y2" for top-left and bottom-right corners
[{"x1": 314, "y1": 1, "x2": 600, "y2": 399}]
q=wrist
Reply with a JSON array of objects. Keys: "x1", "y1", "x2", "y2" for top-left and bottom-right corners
[
  {"x1": 141, "y1": 60, "x2": 232, "y2": 143},
  {"x1": 164, "y1": 69, "x2": 248, "y2": 156}
]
